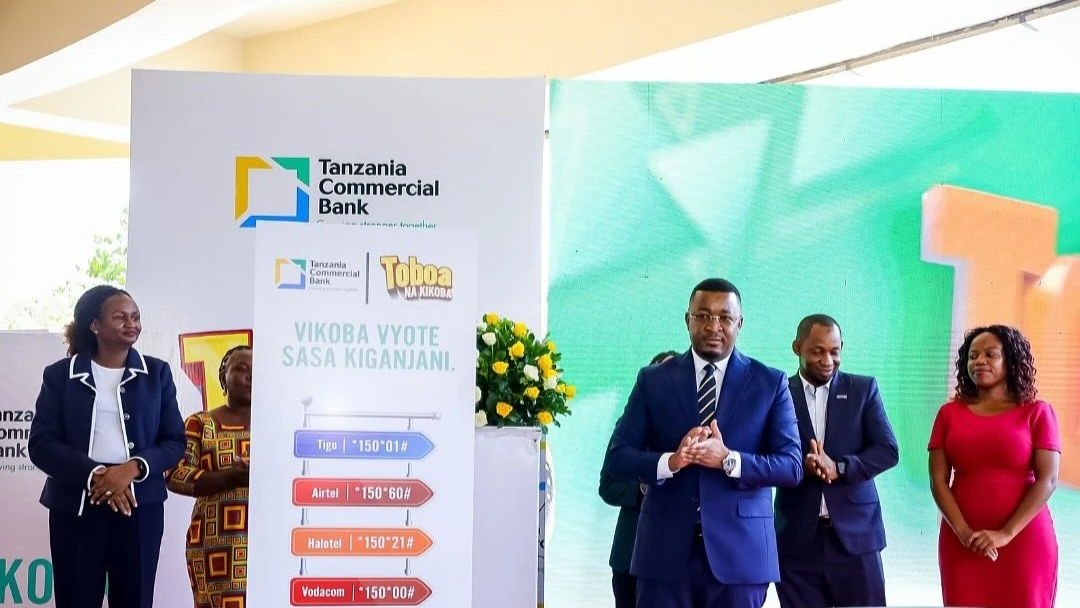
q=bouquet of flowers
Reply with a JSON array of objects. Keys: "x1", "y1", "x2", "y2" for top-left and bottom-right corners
[{"x1": 475, "y1": 313, "x2": 575, "y2": 429}]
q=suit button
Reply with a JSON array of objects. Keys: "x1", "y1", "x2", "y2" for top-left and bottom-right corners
[
  {"x1": 119, "y1": 387, "x2": 126, "y2": 394},
  {"x1": 124, "y1": 413, "x2": 131, "y2": 421},
  {"x1": 127, "y1": 442, "x2": 135, "y2": 449}
]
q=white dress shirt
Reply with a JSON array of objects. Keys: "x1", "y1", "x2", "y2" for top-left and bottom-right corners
[
  {"x1": 90, "y1": 361, "x2": 128, "y2": 464},
  {"x1": 656, "y1": 350, "x2": 741, "y2": 480},
  {"x1": 800, "y1": 373, "x2": 831, "y2": 517}
]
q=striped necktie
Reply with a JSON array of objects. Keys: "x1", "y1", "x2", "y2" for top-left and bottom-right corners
[{"x1": 698, "y1": 363, "x2": 717, "y2": 426}]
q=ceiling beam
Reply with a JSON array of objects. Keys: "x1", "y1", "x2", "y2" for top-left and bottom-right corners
[{"x1": 765, "y1": 0, "x2": 1080, "y2": 83}]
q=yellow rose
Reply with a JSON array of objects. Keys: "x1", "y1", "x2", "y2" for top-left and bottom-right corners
[
  {"x1": 491, "y1": 361, "x2": 509, "y2": 375},
  {"x1": 546, "y1": 340, "x2": 556, "y2": 353},
  {"x1": 555, "y1": 383, "x2": 566, "y2": 394},
  {"x1": 512, "y1": 322, "x2": 528, "y2": 338},
  {"x1": 565, "y1": 385, "x2": 577, "y2": 399},
  {"x1": 484, "y1": 313, "x2": 500, "y2": 325},
  {"x1": 542, "y1": 368, "x2": 558, "y2": 380},
  {"x1": 524, "y1": 386, "x2": 540, "y2": 400},
  {"x1": 536, "y1": 354, "x2": 553, "y2": 372},
  {"x1": 496, "y1": 402, "x2": 513, "y2": 418},
  {"x1": 509, "y1": 342, "x2": 525, "y2": 359},
  {"x1": 537, "y1": 411, "x2": 554, "y2": 426}
]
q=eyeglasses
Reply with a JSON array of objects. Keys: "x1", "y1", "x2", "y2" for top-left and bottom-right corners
[{"x1": 688, "y1": 312, "x2": 740, "y2": 327}]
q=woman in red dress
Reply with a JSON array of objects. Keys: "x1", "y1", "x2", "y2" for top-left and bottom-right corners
[{"x1": 928, "y1": 325, "x2": 1060, "y2": 608}]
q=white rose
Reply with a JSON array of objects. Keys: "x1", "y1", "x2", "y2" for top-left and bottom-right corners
[
  {"x1": 544, "y1": 376, "x2": 559, "y2": 390},
  {"x1": 477, "y1": 322, "x2": 488, "y2": 331},
  {"x1": 475, "y1": 386, "x2": 482, "y2": 404},
  {"x1": 481, "y1": 332, "x2": 497, "y2": 346},
  {"x1": 523, "y1": 364, "x2": 540, "y2": 382},
  {"x1": 474, "y1": 410, "x2": 489, "y2": 427}
]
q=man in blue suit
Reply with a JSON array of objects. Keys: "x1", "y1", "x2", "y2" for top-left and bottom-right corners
[
  {"x1": 605, "y1": 278, "x2": 803, "y2": 608},
  {"x1": 774, "y1": 314, "x2": 899, "y2": 608}
]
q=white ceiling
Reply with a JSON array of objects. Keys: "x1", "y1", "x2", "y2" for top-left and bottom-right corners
[
  {"x1": 580, "y1": 0, "x2": 1073, "y2": 92},
  {"x1": 811, "y1": 4, "x2": 1080, "y2": 92}
]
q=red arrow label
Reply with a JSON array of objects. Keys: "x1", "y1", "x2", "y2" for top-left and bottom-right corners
[
  {"x1": 292, "y1": 478, "x2": 434, "y2": 508},
  {"x1": 290, "y1": 577, "x2": 432, "y2": 606}
]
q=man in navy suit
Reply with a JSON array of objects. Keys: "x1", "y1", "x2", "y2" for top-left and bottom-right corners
[
  {"x1": 774, "y1": 314, "x2": 899, "y2": 608},
  {"x1": 605, "y1": 278, "x2": 802, "y2": 608}
]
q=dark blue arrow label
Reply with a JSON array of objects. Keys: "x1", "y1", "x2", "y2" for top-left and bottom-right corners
[{"x1": 294, "y1": 431, "x2": 435, "y2": 460}]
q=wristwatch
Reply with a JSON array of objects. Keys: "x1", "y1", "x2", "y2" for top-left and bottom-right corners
[
  {"x1": 836, "y1": 460, "x2": 846, "y2": 478},
  {"x1": 133, "y1": 459, "x2": 148, "y2": 479},
  {"x1": 722, "y1": 453, "x2": 738, "y2": 475}
]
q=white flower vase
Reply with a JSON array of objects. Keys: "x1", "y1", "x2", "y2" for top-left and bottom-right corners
[{"x1": 472, "y1": 426, "x2": 544, "y2": 608}]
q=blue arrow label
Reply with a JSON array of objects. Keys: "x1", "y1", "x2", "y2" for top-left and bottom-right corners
[{"x1": 294, "y1": 431, "x2": 435, "y2": 460}]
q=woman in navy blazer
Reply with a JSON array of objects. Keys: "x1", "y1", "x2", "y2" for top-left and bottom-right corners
[{"x1": 28, "y1": 285, "x2": 185, "y2": 608}]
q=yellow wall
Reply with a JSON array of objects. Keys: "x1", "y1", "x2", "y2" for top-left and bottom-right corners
[
  {"x1": 0, "y1": 124, "x2": 128, "y2": 161},
  {"x1": 0, "y1": 0, "x2": 151, "y2": 74}
]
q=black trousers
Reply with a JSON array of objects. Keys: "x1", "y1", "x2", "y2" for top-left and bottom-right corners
[
  {"x1": 49, "y1": 502, "x2": 165, "y2": 608},
  {"x1": 776, "y1": 518, "x2": 886, "y2": 608},
  {"x1": 613, "y1": 569, "x2": 637, "y2": 608}
]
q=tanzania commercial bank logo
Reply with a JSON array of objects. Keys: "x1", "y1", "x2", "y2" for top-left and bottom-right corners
[
  {"x1": 275, "y1": 256, "x2": 365, "y2": 292},
  {"x1": 235, "y1": 156, "x2": 310, "y2": 228},
  {"x1": 274, "y1": 258, "x2": 307, "y2": 290},
  {"x1": 379, "y1": 255, "x2": 453, "y2": 301}
]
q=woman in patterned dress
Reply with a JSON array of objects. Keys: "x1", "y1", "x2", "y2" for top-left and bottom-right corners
[{"x1": 168, "y1": 346, "x2": 252, "y2": 608}]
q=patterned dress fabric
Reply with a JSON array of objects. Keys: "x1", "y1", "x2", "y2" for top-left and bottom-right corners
[{"x1": 168, "y1": 412, "x2": 250, "y2": 608}]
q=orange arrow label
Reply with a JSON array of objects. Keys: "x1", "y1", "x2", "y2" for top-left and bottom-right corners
[{"x1": 291, "y1": 528, "x2": 433, "y2": 557}]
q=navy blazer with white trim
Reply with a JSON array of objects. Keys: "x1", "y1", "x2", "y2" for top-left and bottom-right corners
[{"x1": 28, "y1": 348, "x2": 186, "y2": 516}]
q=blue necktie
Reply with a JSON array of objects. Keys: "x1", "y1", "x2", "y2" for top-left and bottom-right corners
[{"x1": 698, "y1": 363, "x2": 717, "y2": 426}]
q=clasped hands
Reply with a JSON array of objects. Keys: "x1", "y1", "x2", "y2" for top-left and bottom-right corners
[
  {"x1": 89, "y1": 461, "x2": 141, "y2": 515},
  {"x1": 959, "y1": 527, "x2": 1010, "y2": 562},
  {"x1": 668, "y1": 420, "x2": 729, "y2": 472},
  {"x1": 805, "y1": 439, "x2": 839, "y2": 483}
]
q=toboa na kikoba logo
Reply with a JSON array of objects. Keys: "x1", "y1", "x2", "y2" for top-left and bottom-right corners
[
  {"x1": 234, "y1": 156, "x2": 441, "y2": 228},
  {"x1": 379, "y1": 255, "x2": 453, "y2": 301},
  {"x1": 921, "y1": 185, "x2": 1080, "y2": 488}
]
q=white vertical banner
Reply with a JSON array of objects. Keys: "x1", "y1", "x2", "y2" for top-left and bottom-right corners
[
  {"x1": 0, "y1": 331, "x2": 66, "y2": 607},
  {"x1": 248, "y1": 222, "x2": 477, "y2": 608},
  {"x1": 127, "y1": 70, "x2": 546, "y2": 607}
]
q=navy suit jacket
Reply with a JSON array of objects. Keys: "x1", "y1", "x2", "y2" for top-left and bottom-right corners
[
  {"x1": 774, "y1": 371, "x2": 899, "y2": 556},
  {"x1": 604, "y1": 349, "x2": 802, "y2": 584},
  {"x1": 28, "y1": 349, "x2": 186, "y2": 516},
  {"x1": 599, "y1": 414, "x2": 642, "y2": 573}
]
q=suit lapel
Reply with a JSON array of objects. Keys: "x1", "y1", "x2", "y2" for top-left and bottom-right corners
[
  {"x1": 716, "y1": 350, "x2": 751, "y2": 431},
  {"x1": 69, "y1": 354, "x2": 97, "y2": 396},
  {"x1": 823, "y1": 371, "x2": 848, "y2": 449},
  {"x1": 668, "y1": 351, "x2": 700, "y2": 430},
  {"x1": 788, "y1": 375, "x2": 817, "y2": 442},
  {"x1": 120, "y1": 348, "x2": 148, "y2": 388}
]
